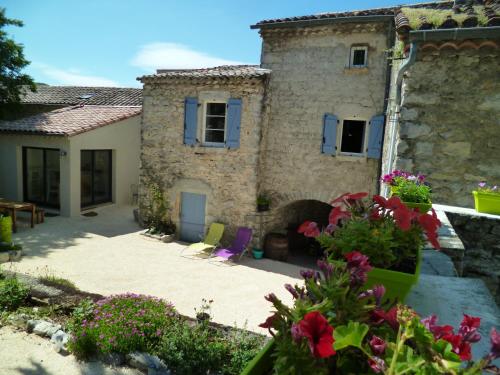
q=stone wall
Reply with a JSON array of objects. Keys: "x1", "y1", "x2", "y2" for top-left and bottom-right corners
[
  {"x1": 391, "y1": 42, "x2": 500, "y2": 207},
  {"x1": 446, "y1": 211, "x2": 500, "y2": 305},
  {"x1": 139, "y1": 79, "x2": 266, "y2": 244},
  {"x1": 258, "y1": 22, "x2": 390, "y2": 216}
]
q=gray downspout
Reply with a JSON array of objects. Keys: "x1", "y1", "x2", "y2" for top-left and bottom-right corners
[{"x1": 384, "y1": 41, "x2": 418, "y2": 196}]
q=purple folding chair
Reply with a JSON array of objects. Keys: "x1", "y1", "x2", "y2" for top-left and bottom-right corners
[{"x1": 210, "y1": 227, "x2": 252, "y2": 263}]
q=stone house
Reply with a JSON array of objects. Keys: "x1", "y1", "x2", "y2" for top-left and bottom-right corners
[
  {"x1": 138, "y1": 0, "x2": 500, "y2": 245},
  {"x1": 0, "y1": 86, "x2": 142, "y2": 216}
]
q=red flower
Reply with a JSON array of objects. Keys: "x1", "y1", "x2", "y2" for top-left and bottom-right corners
[
  {"x1": 442, "y1": 333, "x2": 472, "y2": 361},
  {"x1": 422, "y1": 315, "x2": 453, "y2": 339},
  {"x1": 331, "y1": 192, "x2": 368, "y2": 206},
  {"x1": 369, "y1": 336, "x2": 387, "y2": 356},
  {"x1": 297, "y1": 221, "x2": 320, "y2": 238},
  {"x1": 459, "y1": 314, "x2": 481, "y2": 343},
  {"x1": 297, "y1": 311, "x2": 336, "y2": 358},
  {"x1": 371, "y1": 306, "x2": 399, "y2": 331},
  {"x1": 259, "y1": 313, "x2": 278, "y2": 330},
  {"x1": 328, "y1": 206, "x2": 351, "y2": 226},
  {"x1": 372, "y1": 195, "x2": 388, "y2": 208},
  {"x1": 417, "y1": 210, "x2": 441, "y2": 249},
  {"x1": 368, "y1": 357, "x2": 386, "y2": 373}
]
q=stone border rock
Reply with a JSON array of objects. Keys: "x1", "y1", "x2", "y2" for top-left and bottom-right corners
[
  {"x1": 0, "y1": 249, "x2": 22, "y2": 263},
  {"x1": 139, "y1": 230, "x2": 174, "y2": 243}
]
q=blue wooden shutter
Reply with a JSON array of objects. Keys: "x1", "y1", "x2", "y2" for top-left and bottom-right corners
[
  {"x1": 321, "y1": 113, "x2": 338, "y2": 155},
  {"x1": 367, "y1": 115, "x2": 385, "y2": 159},
  {"x1": 184, "y1": 97, "x2": 198, "y2": 145},
  {"x1": 226, "y1": 98, "x2": 242, "y2": 149}
]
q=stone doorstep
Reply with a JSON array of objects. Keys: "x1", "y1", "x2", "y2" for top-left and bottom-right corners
[
  {"x1": 407, "y1": 274, "x2": 500, "y2": 365},
  {"x1": 421, "y1": 250, "x2": 458, "y2": 277},
  {"x1": 0, "y1": 249, "x2": 22, "y2": 264},
  {"x1": 433, "y1": 208, "x2": 466, "y2": 275}
]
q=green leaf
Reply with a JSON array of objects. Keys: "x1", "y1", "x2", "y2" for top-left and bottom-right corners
[{"x1": 333, "y1": 321, "x2": 369, "y2": 351}]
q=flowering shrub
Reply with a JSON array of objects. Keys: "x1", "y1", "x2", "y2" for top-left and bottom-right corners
[
  {"x1": 298, "y1": 192, "x2": 441, "y2": 271},
  {"x1": 68, "y1": 293, "x2": 176, "y2": 357},
  {"x1": 477, "y1": 181, "x2": 500, "y2": 195},
  {"x1": 382, "y1": 170, "x2": 431, "y2": 204},
  {"x1": 260, "y1": 254, "x2": 499, "y2": 374}
]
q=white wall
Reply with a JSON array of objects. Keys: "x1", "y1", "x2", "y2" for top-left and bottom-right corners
[{"x1": 0, "y1": 115, "x2": 140, "y2": 217}]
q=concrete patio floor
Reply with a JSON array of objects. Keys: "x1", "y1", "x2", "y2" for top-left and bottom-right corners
[{"x1": 6, "y1": 205, "x2": 301, "y2": 333}]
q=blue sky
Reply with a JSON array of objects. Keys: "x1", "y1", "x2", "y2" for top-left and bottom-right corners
[{"x1": 4, "y1": 0, "x2": 423, "y2": 87}]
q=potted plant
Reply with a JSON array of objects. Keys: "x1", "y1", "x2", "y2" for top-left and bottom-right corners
[
  {"x1": 143, "y1": 183, "x2": 177, "y2": 241},
  {"x1": 297, "y1": 192, "x2": 441, "y2": 302},
  {"x1": 257, "y1": 195, "x2": 270, "y2": 212},
  {"x1": 473, "y1": 182, "x2": 500, "y2": 215},
  {"x1": 0, "y1": 213, "x2": 12, "y2": 244},
  {"x1": 382, "y1": 170, "x2": 432, "y2": 213},
  {"x1": 242, "y1": 255, "x2": 499, "y2": 374}
]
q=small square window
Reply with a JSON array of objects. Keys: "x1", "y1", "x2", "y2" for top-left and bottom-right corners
[
  {"x1": 204, "y1": 102, "x2": 226, "y2": 145},
  {"x1": 340, "y1": 120, "x2": 366, "y2": 154},
  {"x1": 350, "y1": 46, "x2": 368, "y2": 68}
]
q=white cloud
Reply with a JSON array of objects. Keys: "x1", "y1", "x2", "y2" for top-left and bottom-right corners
[
  {"x1": 34, "y1": 63, "x2": 119, "y2": 86},
  {"x1": 131, "y1": 42, "x2": 248, "y2": 71}
]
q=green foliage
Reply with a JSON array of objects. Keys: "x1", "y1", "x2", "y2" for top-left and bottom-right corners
[
  {"x1": 39, "y1": 275, "x2": 77, "y2": 290},
  {"x1": 68, "y1": 294, "x2": 177, "y2": 358},
  {"x1": 333, "y1": 322, "x2": 369, "y2": 351},
  {"x1": 400, "y1": 7, "x2": 489, "y2": 29},
  {"x1": 392, "y1": 178, "x2": 431, "y2": 204},
  {"x1": 0, "y1": 277, "x2": 29, "y2": 311},
  {"x1": 145, "y1": 182, "x2": 176, "y2": 235},
  {"x1": 0, "y1": 8, "x2": 36, "y2": 113},
  {"x1": 156, "y1": 317, "x2": 264, "y2": 375},
  {"x1": 257, "y1": 195, "x2": 270, "y2": 206}
]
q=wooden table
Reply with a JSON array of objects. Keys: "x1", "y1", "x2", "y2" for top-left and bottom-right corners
[{"x1": 0, "y1": 199, "x2": 36, "y2": 233}]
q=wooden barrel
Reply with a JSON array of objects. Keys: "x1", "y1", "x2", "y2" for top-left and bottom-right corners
[{"x1": 264, "y1": 233, "x2": 288, "y2": 261}]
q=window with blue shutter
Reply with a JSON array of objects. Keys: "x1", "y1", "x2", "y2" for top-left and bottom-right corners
[
  {"x1": 226, "y1": 98, "x2": 242, "y2": 149},
  {"x1": 184, "y1": 97, "x2": 198, "y2": 145},
  {"x1": 367, "y1": 115, "x2": 385, "y2": 159},
  {"x1": 322, "y1": 113, "x2": 338, "y2": 155}
]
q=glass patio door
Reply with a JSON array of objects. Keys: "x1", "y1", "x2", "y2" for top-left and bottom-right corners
[
  {"x1": 81, "y1": 150, "x2": 112, "y2": 208},
  {"x1": 23, "y1": 147, "x2": 60, "y2": 208}
]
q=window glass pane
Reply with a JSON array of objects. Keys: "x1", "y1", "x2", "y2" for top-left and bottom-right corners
[
  {"x1": 45, "y1": 150, "x2": 60, "y2": 206},
  {"x1": 81, "y1": 151, "x2": 93, "y2": 207},
  {"x1": 206, "y1": 103, "x2": 226, "y2": 116},
  {"x1": 206, "y1": 116, "x2": 225, "y2": 130},
  {"x1": 352, "y1": 49, "x2": 366, "y2": 66},
  {"x1": 25, "y1": 148, "x2": 44, "y2": 202},
  {"x1": 93, "y1": 151, "x2": 111, "y2": 203},
  {"x1": 341, "y1": 120, "x2": 366, "y2": 153},
  {"x1": 205, "y1": 130, "x2": 225, "y2": 143}
]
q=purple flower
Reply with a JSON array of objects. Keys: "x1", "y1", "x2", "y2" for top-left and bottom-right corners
[
  {"x1": 490, "y1": 327, "x2": 500, "y2": 360},
  {"x1": 369, "y1": 336, "x2": 387, "y2": 356},
  {"x1": 317, "y1": 260, "x2": 334, "y2": 280},
  {"x1": 479, "y1": 181, "x2": 487, "y2": 188},
  {"x1": 358, "y1": 285, "x2": 385, "y2": 306},
  {"x1": 345, "y1": 251, "x2": 372, "y2": 287},
  {"x1": 291, "y1": 323, "x2": 303, "y2": 343},
  {"x1": 264, "y1": 293, "x2": 279, "y2": 304},
  {"x1": 284, "y1": 284, "x2": 299, "y2": 299},
  {"x1": 300, "y1": 269, "x2": 316, "y2": 280}
]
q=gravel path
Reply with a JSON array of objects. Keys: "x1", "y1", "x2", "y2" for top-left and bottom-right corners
[
  {"x1": 7, "y1": 205, "x2": 302, "y2": 333},
  {"x1": 0, "y1": 326, "x2": 141, "y2": 375}
]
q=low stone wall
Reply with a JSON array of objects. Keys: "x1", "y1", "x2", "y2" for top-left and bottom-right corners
[{"x1": 443, "y1": 206, "x2": 500, "y2": 305}]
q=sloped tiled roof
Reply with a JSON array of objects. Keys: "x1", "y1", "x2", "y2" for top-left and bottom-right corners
[
  {"x1": 0, "y1": 105, "x2": 141, "y2": 136},
  {"x1": 251, "y1": 1, "x2": 499, "y2": 29},
  {"x1": 21, "y1": 86, "x2": 142, "y2": 106},
  {"x1": 138, "y1": 65, "x2": 271, "y2": 82}
]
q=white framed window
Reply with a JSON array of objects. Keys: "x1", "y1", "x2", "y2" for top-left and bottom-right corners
[
  {"x1": 350, "y1": 46, "x2": 368, "y2": 68},
  {"x1": 340, "y1": 119, "x2": 367, "y2": 156},
  {"x1": 202, "y1": 102, "x2": 226, "y2": 146}
]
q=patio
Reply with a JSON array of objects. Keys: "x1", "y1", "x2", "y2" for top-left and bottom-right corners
[{"x1": 7, "y1": 205, "x2": 301, "y2": 333}]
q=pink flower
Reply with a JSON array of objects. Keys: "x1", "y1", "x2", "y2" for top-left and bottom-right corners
[
  {"x1": 459, "y1": 314, "x2": 481, "y2": 343},
  {"x1": 489, "y1": 327, "x2": 500, "y2": 359},
  {"x1": 368, "y1": 357, "x2": 386, "y2": 373},
  {"x1": 297, "y1": 221, "x2": 320, "y2": 238},
  {"x1": 328, "y1": 206, "x2": 351, "y2": 226},
  {"x1": 369, "y1": 336, "x2": 386, "y2": 356}
]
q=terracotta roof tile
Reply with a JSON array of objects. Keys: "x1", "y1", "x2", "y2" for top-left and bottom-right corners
[
  {"x1": 21, "y1": 86, "x2": 142, "y2": 106},
  {"x1": 0, "y1": 105, "x2": 141, "y2": 136},
  {"x1": 138, "y1": 65, "x2": 270, "y2": 82}
]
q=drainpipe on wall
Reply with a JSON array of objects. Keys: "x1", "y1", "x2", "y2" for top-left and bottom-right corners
[{"x1": 384, "y1": 41, "x2": 418, "y2": 196}]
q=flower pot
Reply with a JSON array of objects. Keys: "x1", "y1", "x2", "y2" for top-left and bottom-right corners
[
  {"x1": 0, "y1": 216, "x2": 12, "y2": 244},
  {"x1": 161, "y1": 234, "x2": 174, "y2": 243},
  {"x1": 252, "y1": 248, "x2": 264, "y2": 259},
  {"x1": 402, "y1": 201, "x2": 432, "y2": 213},
  {"x1": 333, "y1": 247, "x2": 422, "y2": 303},
  {"x1": 241, "y1": 339, "x2": 275, "y2": 375},
  {"x1": 473, "y1": 191, "x2": 500, "y2": 215}
]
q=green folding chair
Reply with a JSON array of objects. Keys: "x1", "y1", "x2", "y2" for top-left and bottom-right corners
[{"x1": 181, "y1": 223, "x2": 225, "y2": 258}]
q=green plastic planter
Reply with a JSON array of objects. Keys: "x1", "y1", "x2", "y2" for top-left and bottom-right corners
[
  {"x1": 473, "y1": 191, "x2": 500, "y2": 215},
  {"x1": 241, "y1": 339, "x2": 275, "y2": 375},
  {"x1": 0, "y1": 216, "x2": 12, "y2": 244},
  {"x1": 402, "y1": 201, "x2": 432, "y2": 213}
]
